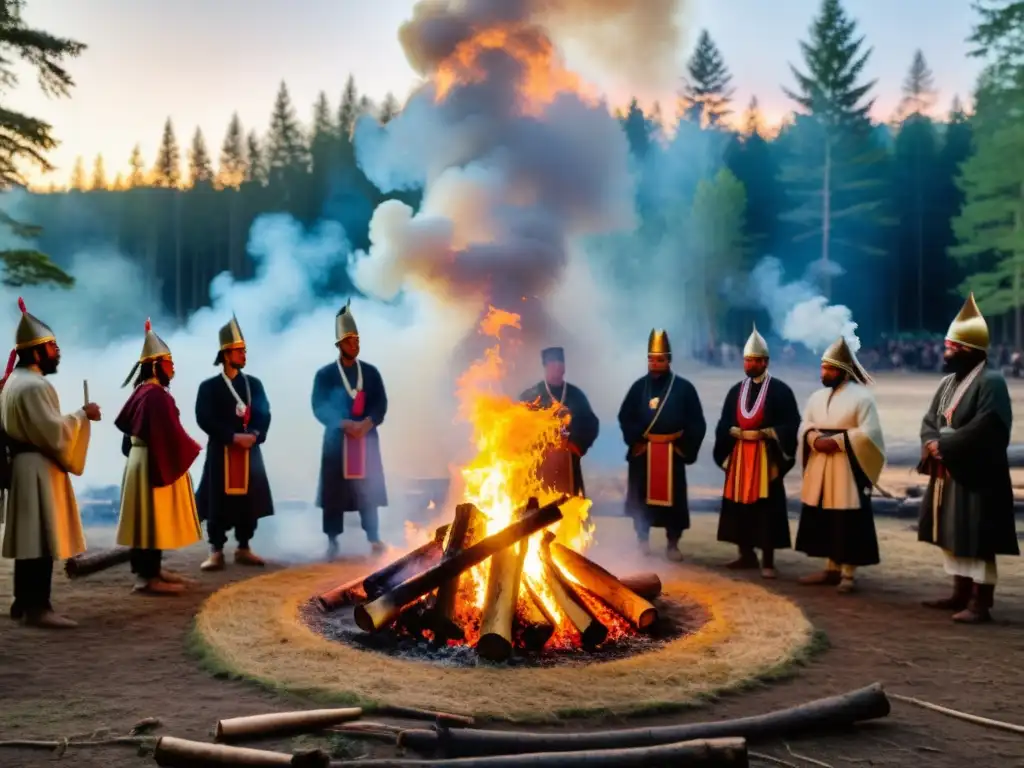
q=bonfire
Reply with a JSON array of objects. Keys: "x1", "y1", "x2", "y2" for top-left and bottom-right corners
[{"x1": 316, "y1": 308, "x2": 659, "y2": 662}]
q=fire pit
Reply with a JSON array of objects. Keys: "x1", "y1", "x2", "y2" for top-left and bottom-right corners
[{"x1": 308, "y1": 497, "x2": 700, "y2": 665}]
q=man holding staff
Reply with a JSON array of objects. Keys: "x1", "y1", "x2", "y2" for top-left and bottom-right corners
[{"x1": 1, "y1": 297, "x2": 100, "y2": 628}]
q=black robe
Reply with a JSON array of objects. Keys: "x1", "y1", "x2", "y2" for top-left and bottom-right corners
[
  {"x1": 618, "y1": 371, "x2": 706, "y2": 531},
  {"x1": 518, "y1": 381, "x2": 600, "y2": 496},
  {"x1": 917, "y1": 369, "x2": 1020, "y2": 560},
  {"x1": 312, "y1": 360, "x2": 388, "y2": 522},
  {"x1": 713, "y1": 376, "x2": 800, "y2": 551},
  {"x1": 195, "y1": 373, "x2": 274, "y2": 528}
]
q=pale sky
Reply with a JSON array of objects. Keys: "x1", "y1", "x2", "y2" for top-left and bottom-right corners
[{"x1": 10, "y1": 0, "x2": 982, "y2": 187}]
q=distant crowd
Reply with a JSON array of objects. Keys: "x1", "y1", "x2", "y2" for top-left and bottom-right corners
[{"x1": 698, "y1": 338, "x2": 1024, "y2": 378}]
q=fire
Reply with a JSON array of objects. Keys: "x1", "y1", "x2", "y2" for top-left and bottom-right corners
[{"x1": 433, "y1": 24, "x2": 596, "y2": 115}]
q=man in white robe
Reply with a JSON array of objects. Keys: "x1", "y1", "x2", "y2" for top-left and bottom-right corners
[
  {"x1": 794, "y1": 337, "x2": 886, "y2": 593},
  {"x1": 1, "y1": 298, "x2": 101, "y2": 628}
]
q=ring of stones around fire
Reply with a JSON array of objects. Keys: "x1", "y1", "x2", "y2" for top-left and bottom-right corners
[{"x1": 193, "y1": 562, "x2": 816, "y2": 720}]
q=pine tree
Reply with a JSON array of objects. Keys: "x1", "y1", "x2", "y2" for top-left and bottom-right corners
[
  {"x1": 358, "y1": 94, "x2": 373, "y2": 115},
  {"x1": 726, "y1": 96, "x2": 783, "y2": 254},
  {"x1": 127, "y1": 143, "x2": 146, "y2": 187},
  {"x1": 266, "y1": 80, "x2": 309, "y2": 182},
  {"x1": 338, "y1": 74, "x2": 359, "y2": 139},
  {"x1": 68, "y1": 155, "x2": 86, "y2": 191},
  {"x1": 379, "y1": 92, "x2": 400, "y2": 124},
  {"x1": 111, "y1": 172, "x2": 125, "y2": 190},
  {"x1": 896, "y1": 50, "x2": 937, "y2": 120},
  {"x1": 677, "y1": 30, "x2": 734, "y2": 126},
  {"x1": 245, "y1": 130, "x2": 267, "y2": 185},
  {"x1": 90, "y1": 153, "x2": 107, "y2": 190},
  {"x1": 188, "y1": 127, "x2": 214, "y2": 186},
  {"x1": 152, "y1": 117, "x2": 182, "y2": 188},
  {"x1": 310, "y1": 90, "x2": 336, "y2": 179},
  {"x1": 217, "y1": 112, "x2": 247, "y2": 189},
  {"x1": 0, "y1": 0, "x2": 84, "y2": 287},
  {"x1": 741, "y1": 96, "x2": 767, "y2": 137},
  {"x1": 620, "y1": 98, "x2": 654, "y2": 158},
  {"x1": 779, "y1": 0, "x2": 890, "y2": 299}
]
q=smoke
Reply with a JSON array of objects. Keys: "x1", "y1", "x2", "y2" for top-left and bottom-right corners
[{"x1": 747, "y1": 256, "x2": 861, "y2": 353}]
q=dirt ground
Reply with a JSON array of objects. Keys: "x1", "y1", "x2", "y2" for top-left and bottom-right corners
[{"x1": 1, "y1": 372, "x2": 1024, "y2": 767}]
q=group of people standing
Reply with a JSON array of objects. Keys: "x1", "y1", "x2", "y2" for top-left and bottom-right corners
[{"x1": 1, "y1": 292, "x2": 1018, "y2": 630}]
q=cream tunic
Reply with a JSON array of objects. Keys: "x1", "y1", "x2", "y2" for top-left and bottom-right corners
[
  {"x1": 797, "y1": 381, "x2": 886, "y2": 509},
  {"x1": 1, "y1": 368, "x2": 91, "y2": 560}
]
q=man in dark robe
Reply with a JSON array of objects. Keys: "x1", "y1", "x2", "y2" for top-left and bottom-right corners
[
  {"x1": 115, "y1": 319, "x2": 203, "y2": 595},
  {"x1": 518, "y1": 346, "x2": 599, "y2": 497},
  {"x1": 795, "y1": 337, "x2": 886, "y2": 594},
  {"x1": 195, "y1": 315, "x2": 273, "y2": 571},
  {"x1": 713, "y1": 325, "x2": 800, "y2": 579},
  {"x1": 312, "y1": 300, "x2": 388, "y2": 559},
  {"x1": 618, "y1": 329, "x2": 706, "y2": 560},
  {"x1": 918, "y1": 294, "x2": 1019, "y2": 623}
]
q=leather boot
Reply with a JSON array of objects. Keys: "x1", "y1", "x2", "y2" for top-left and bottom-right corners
[
  {"x1": 952, "y1": 582, "x2": 994, "y2": 624},
  {"x1": 200, "y1": 550, "x2": 226, "y2": 572},
  {"x1": 922, "y1": 575, "x2": 971, "y2": 611}
]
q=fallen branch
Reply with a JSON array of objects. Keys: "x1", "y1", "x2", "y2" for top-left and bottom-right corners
[
  {"x1": 372, "y1": 705, "x2": 474, "y2": 728},
  {"x1": 215, "y1": 708, "x2": 363, "y2": 742},
  {"x1": 398, "y1": 683, "x2": 891, "y2": 758},
  {"x1": 748, "y1": 753, "x2": 800, "y2": 768},
  {"x1": 322, "y1": 736, "x2": 748, "y2": 766},
  {"x1": 890, "y1": 692, "x2": 1024, "y2": 736},
  {"x1": 0, "y1": 735, "x2": 150, "y2": 750},
  {"x1": 154, "y1": 736, "x2": 329, "y2": 767},
  {"x1": 783, "y1": 742, "x2": 833, "y2": 767}
]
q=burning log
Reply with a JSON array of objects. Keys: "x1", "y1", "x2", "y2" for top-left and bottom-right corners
[
  {"x1": 534, "y1": 542, "x2": 608, "y2": 650},
  {"x1": 550, "y1": 541, "x2": 658, "y2": 631},
  {"x1": 515, "y1": 590, "x2": 555, "y2": 652},
  {"x1": 397, "y1": 683, "x2": 891, "y2": 758},
  {"x1": 64, "y1": 546, "x2": 132, "y2": 579},
  {"x1": 315, "y1": 525, "x2": 449, "y2": 612},
  {"x1": 432, "y1": 504, "x2": 486, "y2": 643},
  {"x1": 477, "y1": 498, "x2": 538, "y2": 662},
  {"x1": 332, "y1": 737, "x2": 748, "y2": 766},
  {"x1": 618, "y1": 573, "x2": 662, "y2": 601},
  {"x1": 215, "y1": 708, "x2": 363, "y2": 742},
  {"x1": 153, "y1": 735, "x2": 329, "y2": 766},
  {"x1": 354, "y1": 499, "x2": 565, "y2": 633}
]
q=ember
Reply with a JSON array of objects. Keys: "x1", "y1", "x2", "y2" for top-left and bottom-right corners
[{"x1": 314, "y1": 308, "x2": 663, "y2": 663}]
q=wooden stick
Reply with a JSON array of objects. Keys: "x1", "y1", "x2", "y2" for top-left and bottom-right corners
[
  {"x1": 397, "y1": 683, "x2": 891, "y2": 757},
  {"x1": 550, "y1": 541, "x2": 658, "y2": 630},
  {"x1": 355, "y1": 499, "x2": 565, "y2": 633},
  {"x1": 890, "y1": 692, "x2": 1024, "y2": 735},
  {"x1": 431, "y1": 504, "x2": 485, "y2": 643},
  {"x1": 618, "y1": 572, "x2": 662, "y2": 601},
  {"x1": 362, "y1": 525, "x2": 451, "y2": 600},
  {"x1": 328, "y1": 736, "x2": 748, "y2": 766},
  {"x1": 215, "y1": 708, "x2": 362, "y2": 742},
  {"x1": 154, "y1": 735, "x2": 325, "y2": 766},
  {"x1": 536, "y1": 538, "x2": 608, "y2": 649},
  {"x1": 64, "y1": 546, "x2": 132, "y2": 579}
]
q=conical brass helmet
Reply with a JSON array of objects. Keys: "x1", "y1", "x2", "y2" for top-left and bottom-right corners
[
  {"x1": 821, "y1": 336, "x2": 873, "y2": 385},
  {"x1": 742, "y1": 323, "x2": 769, "y2": 358},
  {"x1": 335, "y1": 299, "x2": 358, "y2": 344},
  {"x1": 218, "y1": 313, "x2": 245, "y2": 351},
  {"x1": 122, "y1": 318, "x2": 172, "y2": 387},
  {"x1": 647, "y1": 328, "x2": 671, "y2": 357},
  {"x1": 945, "y1": 292, "x2": 989, "y2": 351},
  {"x1": 14, "y1": 296, "x2": 55, "y2": 350}
]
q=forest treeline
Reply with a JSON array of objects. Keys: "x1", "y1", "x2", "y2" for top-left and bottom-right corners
[{"x1": 3, "y1": 0, "x2": 1024, "y2": 348}]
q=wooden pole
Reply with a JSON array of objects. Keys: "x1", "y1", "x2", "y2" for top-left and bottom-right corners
[
  {"x1": 215, "y1": 708, "x2": 363, "y2": 742},
  {"x1": 550, "y1": 541, "x2": 658, "y2": 630},
  {"x1": 154, "y1": 735, "x2": 326, "y2": 766},
  {"x1": 535, "y1": 553, "x2": 608, "y2": 650},
  {"x1": 354, "y1": 499, "x2": 565, "y2": 633},
  {"x1": 432, "y1": 504, "x2": 485, "y2": 643}
]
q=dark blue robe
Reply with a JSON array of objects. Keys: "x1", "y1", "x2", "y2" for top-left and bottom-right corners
[
  {"x1": 618, "y1": 371, "x2": 706, "y2": 531},
  {"x1": 312, "y1": 360, "x2": 388, "y2": 525},
  {"x1": 195, "y1": 373, "x2": 274, "y2": 528},
  {"x1": 518, "y1": 381, "x2": 600, "y2": 496}
]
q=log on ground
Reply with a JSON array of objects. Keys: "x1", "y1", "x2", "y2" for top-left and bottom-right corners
[
  {"x1": 329, "y1": 736, "x2": 747, "y2": 766},
  {"x1": 315, "y1": 576, "x2": 367, "y2": 612},
  {"x1": 215, "y1": 708, "x2": 363, "y2": 742},
  {"x1": 618, "y1": 573, "x2": 662, "y2": 601},
  {"x1": 153, "y1": 735, "x2": 329, "y2": 766},
  {"x1": 550, "y1": 540, "x2": 657, "y2": 630},
  {"x1": 64, "y1": 546, "x2": 132, "y2": 579},
  {"x1": 397, "y1": 683, "x2": 891, "y2": 757},
  {"x1": 354, "y1": 499, "x2": 566, "y2": 633}
]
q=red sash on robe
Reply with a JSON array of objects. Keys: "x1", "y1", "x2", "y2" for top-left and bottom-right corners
[
  {"x1": 224, "y1": 406, "x2": 251, "y2": 496},
  {"x1": 344, "y1": 390, "x2": 367, "y2": 480},
  {"x1": 723, "y1": 380, "x2": 771, "y2": 504},
  {"x1": 645, "y1": 434, "x2": 679, "y2": 507}
]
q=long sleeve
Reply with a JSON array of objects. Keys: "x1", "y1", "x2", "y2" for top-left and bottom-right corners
[
  {"x1": 617, "y1": 379, "x2": 647, "y2": 447},
  {"x1": 712, "y1": 385, "x2": 739, "y2": 469},
  {"x1": 195, "y1": 379, "x2": 234, "y2": 446},
  {"x1": 770, "y1": 382, "x2": 801, "y2": 476},
  {"x1": 567, "y1": 386, "x2": 599, "y2": 455},
  {"x1": 676, "y1": 379, "x2": 706, "y2": 465},
  {"x1": 311, "y1": 365, "x2": 346, "y2": 428},
  {"x1": 10, "y1": 376, "x2": 91, "y2": 476},
  {"x1": 920, "y1": 379, "x2": 947, "y2": 445},
  {"x1": 248, "y1": 377, "x2": 271, "y2": 444},
  {"x1": 365, "y1": 365, "x2": 387, "y2": 427},
  {"x1": 842, "y1": 392, "x2": 886, "y2": 485},
  {"x1": 939, "y1": 375, "x2": 1012, "y2": 484}
]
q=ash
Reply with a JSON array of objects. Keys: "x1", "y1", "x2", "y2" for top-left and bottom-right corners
[{"x1": 301, "y1": 597, "x2": 709, "y2": 669}]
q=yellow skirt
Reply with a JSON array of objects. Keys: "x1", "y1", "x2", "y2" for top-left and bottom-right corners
[{"x1": 115, "y1": 438, "x2": 202, "y2": 550}]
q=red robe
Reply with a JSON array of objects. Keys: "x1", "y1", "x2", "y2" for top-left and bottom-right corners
[{"x1": 115, "y1": 383, "x2": 201, "y2": 487}]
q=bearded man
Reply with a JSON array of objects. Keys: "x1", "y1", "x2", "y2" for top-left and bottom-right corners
[
  {"x1": 713, "y1": 325, "x2": 801, "y2": 578},
  {"x1": 195, "y1": 315, "x2": 274, "y2": 571},
  {"x1": 918, "y1": 294, "x2": 1019, "y2": 623},
  {"x1": 618, "y1": 329, "x2": 706, "y2": 560},
  {"x1": 519, "y1": 346, "x2": 599, "y2": 497},
  {"x1": 312, "y1": 300, "x2": 388, "y2": 559},
  {"x1": 1, "y1": 298, "x2": 100, "y2": 628},
  {"x1": 794, "y1": 337, "x2": 886, "y2": 593}
]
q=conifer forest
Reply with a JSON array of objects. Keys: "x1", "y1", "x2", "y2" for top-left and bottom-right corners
[{"x1": 4, "y1": 0, "x2": 1024, "y2": 349}]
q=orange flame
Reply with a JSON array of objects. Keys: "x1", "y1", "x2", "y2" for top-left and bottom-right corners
[{"x1": 433, "y1": 24, "x2": 597, "y2": 116}]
